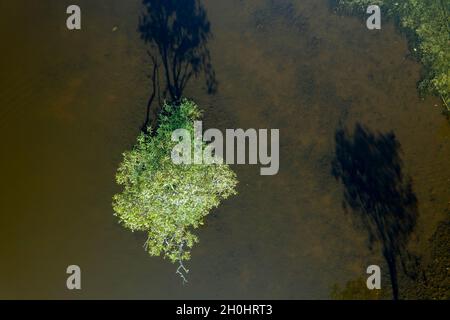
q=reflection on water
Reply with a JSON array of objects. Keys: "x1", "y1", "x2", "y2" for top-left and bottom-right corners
[{"x1": 0, "y1": 0, "x2": 449, "y2": 299}]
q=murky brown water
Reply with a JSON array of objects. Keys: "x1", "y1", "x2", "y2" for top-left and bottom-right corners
[{"x1": 0, "y1": 0, "x2": 449, "y2": 299}]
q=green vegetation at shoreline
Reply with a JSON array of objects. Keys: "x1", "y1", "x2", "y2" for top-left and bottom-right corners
[
  {"x1": 331, "y1": 218, "x2": 450, "y2": 300},
  {"x1": 335, "y1": 0, "x2": 450, "y2": 110},
  {"x1": 401, "y1": 220, "x2": 450, "y2": 299},
  {"x1": 113, "y1": 100, "x2": 237, "y2": 281}
]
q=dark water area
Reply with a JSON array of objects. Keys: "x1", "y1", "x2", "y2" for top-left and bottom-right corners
[{"x1": 0, "y1": 0, "x2": 449, "y2": 299}]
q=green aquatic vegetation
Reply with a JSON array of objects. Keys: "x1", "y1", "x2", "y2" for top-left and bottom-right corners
[
  {"x1": 336, "y1": 0, "x2": 450, "y2": 109},
  {"x1": 113, "y1": 100, "x2": 237, "y2": 281}
]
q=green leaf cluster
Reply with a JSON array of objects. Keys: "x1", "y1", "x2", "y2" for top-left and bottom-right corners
[{"x1": 113, "y1": 100, "x2": 238, "y2": 263}]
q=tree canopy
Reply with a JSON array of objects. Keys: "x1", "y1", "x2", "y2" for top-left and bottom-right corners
[{"x1": 113, "y1": 100, "x2": 237, "y2": 275}]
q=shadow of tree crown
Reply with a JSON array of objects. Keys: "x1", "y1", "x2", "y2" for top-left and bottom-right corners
[
  {"x1": 139, "y1": 0, "x2": 217, "y2": 105},
  {"x1": 331, "y1": 123, "x2": 418, "y2": 299}
]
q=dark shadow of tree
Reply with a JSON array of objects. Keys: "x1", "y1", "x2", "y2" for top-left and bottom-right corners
[
  {"x1": 139, "y1": 0, "x2": 217, "y2": 130},
  {"x1": 331, "y1": 124, "x2": 418, "y2": 300}
]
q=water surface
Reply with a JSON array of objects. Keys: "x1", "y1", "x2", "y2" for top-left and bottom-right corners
[{"x1": 0, "y1": 0, "x2": 449, "y2": 299}]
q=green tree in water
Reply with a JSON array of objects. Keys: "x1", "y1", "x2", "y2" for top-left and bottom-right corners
[{"x1": 113, "y1": 100, "x2": 237, "y2": 283}]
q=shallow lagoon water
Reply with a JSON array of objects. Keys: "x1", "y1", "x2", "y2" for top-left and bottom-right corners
[{"x1": 0, "y1": 0, "x2": 449, "y2": 299}]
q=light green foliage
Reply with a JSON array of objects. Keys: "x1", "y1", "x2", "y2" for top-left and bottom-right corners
[
  {"x1": 337, "y1": 0, "x2": 450, "y2": 108},
  {"x1": 113, "y1": 100, "x2": 237, "y2": 264}
]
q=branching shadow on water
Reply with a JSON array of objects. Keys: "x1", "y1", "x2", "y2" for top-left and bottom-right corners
[
  {"x1": 331, "y1": 124, "x2": 418, "y2": 300},
  {"x1": 138, "y1": 0, "x2": 217, "y2": 130}
]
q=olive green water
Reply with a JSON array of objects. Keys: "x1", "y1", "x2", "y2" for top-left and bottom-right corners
[{"x1": 0, "y1": 0, "x2": 449, "y2": 299}]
